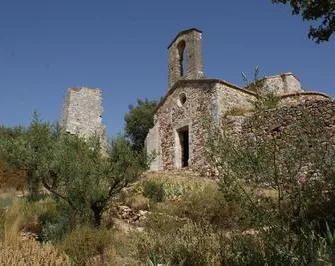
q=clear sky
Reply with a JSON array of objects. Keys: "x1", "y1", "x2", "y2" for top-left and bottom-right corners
[{"x1": 0, "y1": 0, "x2": 334, "y2": 137}]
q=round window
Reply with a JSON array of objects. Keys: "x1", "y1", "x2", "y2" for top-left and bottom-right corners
[{"x1": 178, "y1": 93, "x2": 187, "y2": 106}]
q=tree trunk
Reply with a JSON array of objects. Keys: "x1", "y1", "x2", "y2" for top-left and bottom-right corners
[
  {"x1": 91, "y1": 203, "x2": 103, "y2": 227},
  {"x1": 27, "y1": 171, "x2": 40, "y2": 201}
]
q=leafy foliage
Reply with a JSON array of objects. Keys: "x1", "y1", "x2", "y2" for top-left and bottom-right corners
[
  {"x1": 143, "y1": 180, "x2": 165, "y2": 202},
  {"x1": 207, "y1": 109, "x2": 335, "y2": 264},
  {"x1": 0, "y1": 112, "x2": 57, "y2": 200},
  {"x1": 124, "y1": 98, "x2": 157, "y2": 151},
  {"x1": 41, "y1": 135, "x2": 147, "y2": 227},
  {"x1": 0, "y1": 114, "x2": 148, "y2": 227},
  {"x1": 272, "y1": 0, "x2": 335, "y2": 43},
  {"x1": 137, "y1": 220, "x2": 220, "y2": 265},
  {"x1": 60, "y1": 226, "x2": 113, "y2": 265}
]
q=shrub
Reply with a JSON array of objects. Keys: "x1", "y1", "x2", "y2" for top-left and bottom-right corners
[
  {"x1": 151, "y1": 181, "x2": 247, "y2": 229},
  {"x1": 125, "y1": 194, "x2": 150, "y2": 211},
  {"x1": 41, "y1": 218, "x2": 70, "y2": 243},
  {"x1": 168, "y1": 183, "x2": 221, "y2": 219},
  {"x1": 143, "y1": 181, "x2": 165, "y2": 202},
  {"x1": 220, "y1": 227, "x2": 332, "y2": 265},
  {"x1": 39, "y1": 207, "x2": 72, "y2": 242},
  {"x1": 60, "y1": 226, "x2": 113, "y2": 265},
  {"x1": 137, "y1": 220, "x2": 220, "y2": 265},
  {"x1": 0, "y1": 237, "x2": 72, "y2": 265},
  {"x1": 3, "y1": 198, "x2": 58, "y2": 240},
  {"x1": 0, "y1": 192, "x2": 16, "y2": 209}
]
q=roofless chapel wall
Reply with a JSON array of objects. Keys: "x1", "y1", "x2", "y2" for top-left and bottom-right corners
[
  {"x1": 145, "y1": 28, "x2": 333, "y2": 174},
  {"x1": 146, "y1": 28, "x2": 256, "y2": 173}
]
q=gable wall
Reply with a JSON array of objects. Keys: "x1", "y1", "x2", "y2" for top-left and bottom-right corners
[{"x1": 153, "y1": 82, "x2": 216, "y2": 173}]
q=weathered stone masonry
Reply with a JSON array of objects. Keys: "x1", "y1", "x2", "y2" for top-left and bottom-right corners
[
  {"x1": 61, "y1": 87, "x2": 107, "y2": 147},
  {"x1": 145, "y1": 28, "x2": 333, "y2": 173},
  {"x1": 240, "y1": 99, "x2": 335, "y2": 140}
]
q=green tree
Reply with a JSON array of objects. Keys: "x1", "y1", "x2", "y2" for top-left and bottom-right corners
[
  {"x1": 0, "y1": 114, "x2": 147, "y2": 227},
  {"x1": 0, "y1": 125, "x2": 25, "y2": 139},
  {"x1": 0, "y1": 112, "x2": 57, "y2": 200},
  {"x1": 124, "y1": 98, "x2": 157, "y2": 151},
  {"x1": 42, "y1": 134, "x2": 147, "y2": 226},
  {"x1": 272, "y1": 0, "x2": 335, "y2": 43}
]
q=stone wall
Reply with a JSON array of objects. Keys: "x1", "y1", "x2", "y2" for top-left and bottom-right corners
[
  {"x1": 261, "y1": 73, "x2": 303, "y2": 96},
  {"x1": 215, "y1": 82, "x2": 255, "y2": 123},
  {"x1": 147, "y1": 76, "x2": 333, "y2": 174},
  {"x1": 61, "y1": 87, "x2": 107, "y2": 147},
  {"x1": 149, "y1": 81, "x2": 217, "y2": 173},
  {"x1": 226, "y1": 99, "x2": 335, "y2": 141},
  {"x1": 279, "y1": 92, "x2": 331, "y2": 107},
  {"x1": 145, "y1": 122, "x2": 163, "y2": 171},
  {"x1": 148, "y1": 80, "x2": 256, "y2": 174}
]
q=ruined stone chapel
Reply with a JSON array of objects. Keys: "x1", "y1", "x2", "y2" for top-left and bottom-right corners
[
  {"x1": 59, "y1": 28, "x2": 334, "y2": 174},
  {"x1": 145, "y1": 28, "x2": 332, "y2": 173}
]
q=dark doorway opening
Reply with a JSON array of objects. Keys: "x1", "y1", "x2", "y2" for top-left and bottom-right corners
[{"x1": 178, "y1": 127, "x2": 189, "y2": 167}]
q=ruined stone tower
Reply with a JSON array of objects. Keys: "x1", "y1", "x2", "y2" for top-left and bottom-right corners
[
  {"x1": 168, "y1": 28, "x2": 204, "y2": 89},
  {"x1": 61, "y1": 87, "x2": 107, "y2": 146}
]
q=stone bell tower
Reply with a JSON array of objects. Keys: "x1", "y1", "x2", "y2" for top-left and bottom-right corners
[{"x1": 167, "y1": 28, "x2": 204, "y2": 89}]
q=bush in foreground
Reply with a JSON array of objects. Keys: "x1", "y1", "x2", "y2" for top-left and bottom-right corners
[{"x1": 60, "y1": 226, "x2": 115, "y2": 265}]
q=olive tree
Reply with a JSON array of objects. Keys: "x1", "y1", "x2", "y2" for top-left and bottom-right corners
[
  {"x1": 0, "y1": 114, "x2": 147, "y2": 227},
  {"x1": 42, "y1": 134, "x2": 146, "y2": 226},
  {"x1": 0, "y1": 113, "x2": 57, "y2": 200}
]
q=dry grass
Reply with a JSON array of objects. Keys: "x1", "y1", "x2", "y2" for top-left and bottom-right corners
[
  {"x1": 0, "y1": 170, "x2": 277, "y2": 265},
  {"x1": 3, "y1": 197, "x2": 57, "y2": 241},
  {"x1": 143, "y1": 170, "x2": 217, "y2": 199},
  {"x1": 0, "y1": 237, "x2": 72, "y2": 265}
]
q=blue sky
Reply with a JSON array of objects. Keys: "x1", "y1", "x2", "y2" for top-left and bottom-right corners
[{"x1": 0, "y1": 0, "x2": 334, "y2": 137}]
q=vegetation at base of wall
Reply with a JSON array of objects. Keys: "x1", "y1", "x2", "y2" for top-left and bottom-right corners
[
  {"x1": 136, "y1": 220, "x2": 221, "y2": 265},
  {"x1": 206, "y1": 109, "x2": 335, "y2": 264},
  {"x1": 224, "y1": 107, "x2": 254, "y2": 116}
]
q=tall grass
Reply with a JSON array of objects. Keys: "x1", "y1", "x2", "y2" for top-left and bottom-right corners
[{"x1": 0, "y1": 237, "x2": 71, "y2": 265}]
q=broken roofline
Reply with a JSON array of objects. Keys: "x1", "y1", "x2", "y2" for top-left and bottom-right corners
[
  {"x1": 153, "y1": 78, "x2": 331, "y2": 114},
  {"x1": 154, "y1": 78, "x2": 255, "y2": 113}
]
